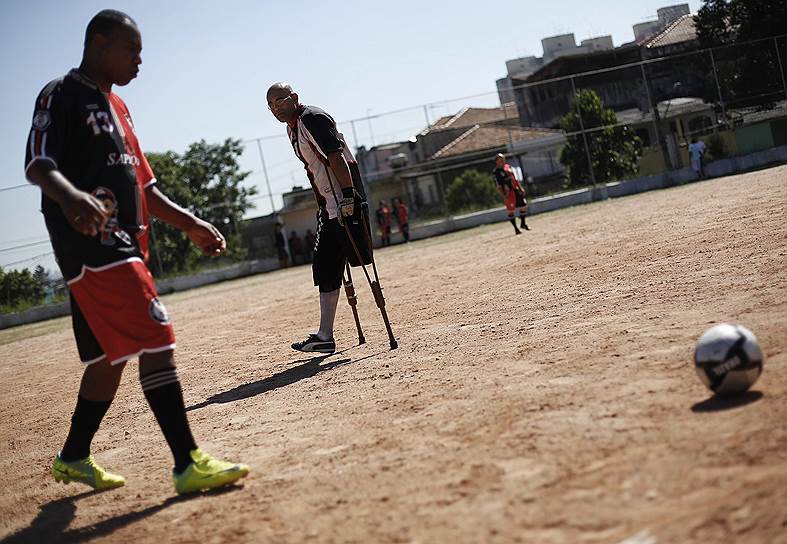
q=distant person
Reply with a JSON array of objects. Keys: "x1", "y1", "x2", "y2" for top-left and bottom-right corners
[
  {"x1": 492, "y1": 153, "x2": 529, "y2": 235},
  {"x1": 376, "y1": 200, "x2": 392, "y2": 246},
  {"x1": 392, "y1": 197, "x2": 410, "y2": 243},
  {"x1": 24, "y1": 9, "x2": 247, "y2": 495},
  {"x1": 688, "y1": 137, "x2": 707, "y2": 179},
  {"x1": 289, "y1": 230, "x2": 303, "y2": 265},
  {"x1": 274, "y1": 223, "x2": 289, "y2": 267},
  {"x1": 304, "y1": 229, "x2": 316, "y2": 262}
]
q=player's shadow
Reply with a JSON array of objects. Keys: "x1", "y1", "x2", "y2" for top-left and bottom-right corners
[
  {"x1": 186, "y1": 351, "x2": 380, "y2": 411},
  {"x1": 691, "y1": 390, "x2": 763, "y2": 413},
  {"x1": 0, "y1": 486, "x2": 239, "y2": 544}
]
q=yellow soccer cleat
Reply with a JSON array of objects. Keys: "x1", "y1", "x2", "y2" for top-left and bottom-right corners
[
  {"x1": 51, "y1": 453, "x2": 126, "y2": 490},
  {"x1": 173, "y1": 449, "x2": 249, "y2": 494}
]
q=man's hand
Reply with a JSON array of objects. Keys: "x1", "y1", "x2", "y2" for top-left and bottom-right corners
[
  {"x1": 186, "y1": 219, "x2": 226, "y2": 257},
  {"x1": 339, "y1": 187, "x2": 355, "y2": 218},
  {"x1": 61, "y1": 190, "x2": 111, "y2": 237}
]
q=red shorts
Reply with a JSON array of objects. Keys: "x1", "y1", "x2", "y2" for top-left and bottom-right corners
[
  {"x1": 505, "y1": 189, "x2": 527, "y2": 213},
  {"x1": 68, "y1": 257, "x2": 176, "y2": 365}
]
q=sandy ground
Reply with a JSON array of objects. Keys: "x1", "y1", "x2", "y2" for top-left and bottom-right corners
[{"x1": 0, "y1": 166, "x2": 785, "y2": 544}]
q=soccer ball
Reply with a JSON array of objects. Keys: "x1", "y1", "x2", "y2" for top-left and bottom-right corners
[{"x1": 694, "y1": 324, "x2": 763, "y2": 395}]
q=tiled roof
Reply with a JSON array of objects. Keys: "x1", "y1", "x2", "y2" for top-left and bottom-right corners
[
  {"x1": 431, "y1": 125, "x2": 558, "y2": 159},
  {"x1": 645, "y1": 14, "x2": 697, "y2": 49},
  {"x1": 422, "y1": 103, "x2": 519, "y2": 134}
]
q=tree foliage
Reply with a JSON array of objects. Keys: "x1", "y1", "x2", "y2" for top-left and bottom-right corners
[
  {"x1": 694, "y1": 0, "x2": 787, "y2": 109},
  {"x1": 0, "y1": 267, "x2": 47, "y2": 311},
  {"x1": 146, "y1": 138, "x2": 256, "y2": 275},
  {"x1": 445, "y1": 169, "x2": 500, "y2": 213},
  {"x1": 559, "y1": 89, "x2": 642, "y2": 188}
]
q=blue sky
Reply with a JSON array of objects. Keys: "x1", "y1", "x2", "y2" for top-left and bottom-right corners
[{"x1": 0, "y1": 0, "x2": 702, "y2": 272}]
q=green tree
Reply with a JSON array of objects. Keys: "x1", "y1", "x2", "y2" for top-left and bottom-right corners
[
  {"x1": 0, "y1": 267, "x2": 46, "y2": 311},
  {"x1": 559, "y1": 89, "x2": 642, "y2": 188},
  {"x1": 695, "y1": 0, "x2": 787, "y2": 109},
  {"x1": 146, "y1": 138, "x2": 257, "y2": 275},
  {"x1": 445, "y1": 169, "x2": 500, "y2": 213}
]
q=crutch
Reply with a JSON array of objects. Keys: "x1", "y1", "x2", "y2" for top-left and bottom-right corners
[
  {"x1": 342, "y1": 262, "x2": 365, "y2": 345},
  {"x1": 332, "y1": 188, "x2": 398, "y2": 350}
]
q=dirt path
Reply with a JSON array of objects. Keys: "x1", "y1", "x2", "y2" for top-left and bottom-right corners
[{"x1": 1, "y1": 166, "x2": 785, "y2": 544}]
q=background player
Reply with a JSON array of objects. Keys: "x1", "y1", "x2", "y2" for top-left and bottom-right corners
[
  {"x1": 266, "y1": 82, "x2": 371, "y2": 355},
  {"x1": 25, "y1": 10, "x2": 248, "y2": 494},
  {"x1": 492, "y1": 153, "x2": 530, "y2": 234}
]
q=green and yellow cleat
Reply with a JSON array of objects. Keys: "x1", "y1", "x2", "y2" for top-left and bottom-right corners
[
  {"x1": 51, "y1": 453, "x2": 126, "y2": 490},
  {"x1": 173, "y1": 449, "x2": 249, "y2": 494}
]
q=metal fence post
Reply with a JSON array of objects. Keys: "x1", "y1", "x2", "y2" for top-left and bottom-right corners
[
  {"x1": 709, "y1": 49, "x2": 728, "y2": 127},
  {"x1": 254, "y1": 138, "x2": 276, "y2": 214},
  {"x1": 570, "y1": 77, "x2": 597, "y2": 186},
  {"x1": 774, "y1": 36, "x2": 787, "y2": 102}
]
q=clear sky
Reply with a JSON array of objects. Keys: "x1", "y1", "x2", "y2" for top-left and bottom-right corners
[{"x1": 0, "y1": 0, "x2": 702, "y2": 273}]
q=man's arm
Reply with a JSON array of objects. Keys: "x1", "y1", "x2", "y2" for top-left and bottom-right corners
[
  {"x1": 145, "y1": 185, "x2": 226, "y2": 256},
  {"x1": 26, "y1": 160, "x2": 109, "y2": 237},
  {"x1": 327, "y1": 151, "x2": 359, "y2": 217}
]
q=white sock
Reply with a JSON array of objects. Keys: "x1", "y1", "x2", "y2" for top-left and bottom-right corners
[{"x1": 317, "y1": 289, "x2": 340, "y2": 340}]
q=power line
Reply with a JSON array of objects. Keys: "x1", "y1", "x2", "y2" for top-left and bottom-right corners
[
  {"x1": 0, "y1": 240, "x2": 51, "y2": 254},
  {"x1": 1, "y1": 251, "x2": 54, "y2": 269},
  {"x1": 0, "y1": 183, "x2": 32, "y2": 193}
]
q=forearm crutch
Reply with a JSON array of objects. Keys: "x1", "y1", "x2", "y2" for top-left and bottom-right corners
[{"x1": 343, "y1": 262, "x2": 365, "y2": 345}]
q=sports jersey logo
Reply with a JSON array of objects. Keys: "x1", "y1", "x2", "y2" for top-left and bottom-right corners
[
  {"x1": 149, "y1": 298, "x2": 170, "y2": 324},
  {"x1": 92, "y1": 187, "x2": 132, "y2": 246},
  {"x1": 106, "y1": 152, "x2": 140, "y2": 167},
  {"x1": 32, "y1": 110, "x2": 51, "y2": 131}
]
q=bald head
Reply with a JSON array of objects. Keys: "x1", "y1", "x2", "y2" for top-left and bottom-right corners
[{"x1": 267, "y1": 82, "x2": 299, "y2": 123}]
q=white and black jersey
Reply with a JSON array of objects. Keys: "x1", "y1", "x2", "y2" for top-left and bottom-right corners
[{"x1": 287, "y1": 105, "x2": 366, "y2": 219}]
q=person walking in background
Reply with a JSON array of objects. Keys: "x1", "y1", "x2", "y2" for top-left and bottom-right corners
[
  {"x1": 274, "y1": 222, "x2": 289, "y2": 267},
  {"x1": 289, "y1": 230, "x2": 303, "y2": 265},
  {"x1": 492, "y1": 153, "x2": 529, "y2": 235},
  {"x1": 688, "y1": 137, "x2": 707, "y2": 179},
  {"x1": 376, "y1": 200, "x2": 392, "y2": 246},
  {"x1": 392, "y1": 197, "x2": 410, "y2": 243}
]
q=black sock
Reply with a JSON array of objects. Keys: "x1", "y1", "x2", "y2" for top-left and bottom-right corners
[
  {"x1": 509, "y1": 217, "x2": 519, "y2": 231},
  {"x1": 141, "y1": 368, "x2": 198, "y2": 474},
  {"x1": 60, "y1": 396, "x2": 112, "y2": 461},
  {"x1": 520, "y1": 214, "x2": 527, "y2": 227}
]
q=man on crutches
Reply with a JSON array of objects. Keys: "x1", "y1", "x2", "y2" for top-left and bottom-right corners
[{"x1": 266, "y1": 82, "x2": 396, "y2": 353}]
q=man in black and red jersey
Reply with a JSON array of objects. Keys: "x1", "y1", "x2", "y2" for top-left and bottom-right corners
[
  {"x1": 266, "y1": 82, "x2": 372, "y2": 355},
  {"x1": 25, "y1": 10, "x2": 248, "y2": 494},
  {"x1": 492, "y1": 153, "x2": 530, "y2": 235}
]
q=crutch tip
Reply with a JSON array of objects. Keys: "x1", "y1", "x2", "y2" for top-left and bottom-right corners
[
  {"x1": 359, "y1": 337, "x2": 366, "y2": 345},
  {"x1": 389, "y1": 340, "x2": 398, "y2": 350}
]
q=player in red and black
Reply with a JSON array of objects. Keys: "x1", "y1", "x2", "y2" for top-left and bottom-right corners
[
  {"x1": 492, "y1": 153, "x2": 530, "y2": 235},
  {"x1": 25, "y1": 10, "x2": 248, "y2": 494}
]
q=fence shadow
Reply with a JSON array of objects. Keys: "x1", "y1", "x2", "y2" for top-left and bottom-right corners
[{"x1": 0, "y1": 486, "x2": 239, "y2": 544}]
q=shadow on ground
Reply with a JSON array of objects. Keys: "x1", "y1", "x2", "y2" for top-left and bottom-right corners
[
  {"x1": 691, "y1": 390, "x2": 764, "y2": 413},
  {"x1": 187, "y1": 350, "x2": 384, "y2": 411},
  {"x1": 0, "y1": 486, "x2": 240, "y2": 544}
]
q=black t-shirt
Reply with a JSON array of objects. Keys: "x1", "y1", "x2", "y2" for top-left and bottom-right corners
[{"x1": 25, "y1": 70, "x2": 146, "y2": 280}]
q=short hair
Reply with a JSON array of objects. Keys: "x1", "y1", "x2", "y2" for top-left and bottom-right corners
[{"x1": 84, "y1": 10, "x2": 137, "y2": 48}]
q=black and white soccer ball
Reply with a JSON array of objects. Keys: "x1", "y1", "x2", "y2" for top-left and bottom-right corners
[{"x1": 694, "y1": 324, "x2": 763, "y2": 395}]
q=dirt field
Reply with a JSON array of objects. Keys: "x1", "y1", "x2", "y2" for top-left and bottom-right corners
[{"x1": 1, "y1": 166, "x2": 785, "y2": 544}]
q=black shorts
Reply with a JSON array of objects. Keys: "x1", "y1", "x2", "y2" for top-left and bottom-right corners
[{"x1": 313, "y1": 207, "x2": 373, "y2": 292}]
